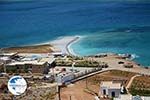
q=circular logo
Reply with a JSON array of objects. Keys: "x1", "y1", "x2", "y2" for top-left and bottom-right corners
[{"x1": 8, "y1": 76, "x2": 27, "y2": 96}]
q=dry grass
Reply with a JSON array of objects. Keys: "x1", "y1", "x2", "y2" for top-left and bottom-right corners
[
  {"x1": 87, "y1": 70, "x2": 136, "y2": 86},
  {"x1": 131, "y1": 76, "x2": 150, "y2": 89},
  {"x1": 2, "y1": 44, "x2": 53, "y2": 53},
  {"x1": 107, "y1": 70, "x2": 136, "y2": 78},
  {"x1": 129, "y1": 76, "x2": 150, "y2": 96}
]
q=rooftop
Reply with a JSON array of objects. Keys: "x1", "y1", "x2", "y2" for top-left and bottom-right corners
[
  {"x1": 101, "y1": 81, "x2": 121, "y2": 89},
  {"x1": 0, "y1": 52, "x2": 18, "y2": 57},
  {"x1": 6, "y1": 53, "x2": 55, "y2": 66},
  {"x1": 7, "y1": 60, "x2": 46, "y2": 65},
  {"x1": 39, "y1": 57, "x2": 55, "y2": 64}
]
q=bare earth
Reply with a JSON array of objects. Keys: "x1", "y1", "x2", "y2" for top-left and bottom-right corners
[
  {"x1": 88, "y1": 54, "x2": 150, "y2": 75},
  {"x1": 2, "y1": 44, "x2": 53, "y2": 53},
  {"x1": 60, "y1": 80, "x2": 99, "y2": 100}
]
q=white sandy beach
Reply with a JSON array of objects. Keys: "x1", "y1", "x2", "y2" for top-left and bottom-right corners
[{"x1": 50, "y1": 36, "x2": 82, "y2": 55}]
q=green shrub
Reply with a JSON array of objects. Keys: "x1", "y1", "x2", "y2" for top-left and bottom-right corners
[{"x1": 129, "y1": 87, "x2": 150, "y2": 96}]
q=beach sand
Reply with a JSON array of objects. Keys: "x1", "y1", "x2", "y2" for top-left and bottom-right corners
[
  {"x1": 1, "y1": 36, "x2": 81, "y2": 54},
  {"x1": 89, "y1": 54, "x2": 150, "y2": 75},
  {"x1": 50, "y1": 36, "x2": 81, "y2": 55}
]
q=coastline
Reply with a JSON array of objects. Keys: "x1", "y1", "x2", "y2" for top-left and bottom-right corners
[
  {"x1": 0, "y1": 35, "x2": 82, "y2": 55},
  {"x1": 1, "y1": 35, "x2": 149, "y2": 68},
  {"x1": 66, "y1": 36, "x2": 82, "y2": 56},
  {"x1": 1, "y1": 35, "x2": 150, "y2": 73},
  {"x1": 49, "y1": 35, "x2": 82, "y2": 56}
]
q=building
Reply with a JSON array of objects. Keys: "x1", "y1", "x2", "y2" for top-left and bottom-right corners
[
  {"x1": 99, "y1": 81, "x2": 121, "y2": 98},
  {"x1": 0, "y1": 52, "x2": 24, "y2": 72},
  {"x1": 5, "y1": 54, "x2": 56, "y2": 74},
  {"x1": 114, "y1": 94, "x2": 132, "y2": 100},
  {"x1": 114, "y1": 95, "x2": 150, "y2": 100},
  {"x1": 56, "y1": 72, "x2": 74, "y2": 85},
  {"x1": 132, "y1": 96, "x2": 150, "y2": 100},
  {"x1": 0, "y1": 52, "x2": 18, "y2": 58},
  {"x1": 51, "y1": 52, "x2": 66, "y2": 57},
  {"x1": 48, "y1": 68, "x2": 63, "y2": 76}
]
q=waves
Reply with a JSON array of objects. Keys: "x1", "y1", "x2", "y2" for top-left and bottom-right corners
[
  {"x1": 0, "y1": 0, "x2": 35, "y2": 4},
  {"x1": 105, "y1": 26, "x2": 150, "y2": 33},
  {"x1": 71, "y1": 26, "x2": 150, "y2": 66},
  {"x1": 0, "y1": 1, "x2": 56, "y2": 12},
  {"x1": 0, "y1": 1, "x2": 150, "y2": 66},
  {"x1": 130, "y1": 54, "x2": 139, "y2": 60}
]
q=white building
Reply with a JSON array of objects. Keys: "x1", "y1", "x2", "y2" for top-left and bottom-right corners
[
  {"x1": 56, "y1": 72, "x2": 74, "y2": 85},
  {"x1": 99, "y1": 81, "x2": 121, "y2": 98},
  {"x1": 132, "y1": 96, "x2": 150, "y2": 100},
  {"x1": 114, "y1": 95, "x2": 150, "y2": 100}
]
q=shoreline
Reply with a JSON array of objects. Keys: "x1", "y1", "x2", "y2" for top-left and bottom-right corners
[
  {"x1": 49, "y1": 35, "x2": 82, "y2": 55},
  {"x1": 1, "y1": 35, "x2": 149, "y2": 68},
  {"x1": 0, "y1": 35, "x2": 82, "y2": 55},
  {"x1": 66, "y1": 36, "x2": 82, "y2": 56}
]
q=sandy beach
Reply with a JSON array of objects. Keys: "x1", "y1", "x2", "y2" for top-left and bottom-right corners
[
  {"x1": 0, "y1": 35, "x2": 83, "y2": 57},
  {"x1": 50, "y1": 36, "x2": 81, "y2": 55},
  {"x1": 1, "y1": 35, "x2": 81, "y2": 55}
]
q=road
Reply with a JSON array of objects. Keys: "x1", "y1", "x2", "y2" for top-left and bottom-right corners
[{"x1": 126, "y1": 74, "x2": 141, "y2": 93}]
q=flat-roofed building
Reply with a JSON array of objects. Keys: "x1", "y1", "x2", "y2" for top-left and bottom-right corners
[
  {"x1": 0, "y1": 52, "x2": 18, "y2": 57},
  {"x1": 51, "y1": 52, "x2": 66, "y2": 57},
  {"x1": 99, "y1": 81, "x2": 121, "y2": 98},
  {"x1": 6, "y1": 56, "x2": 55, "y2": 74},
  {"x1": 56, "y1": 72, "x2": 74, "y2": 85}
]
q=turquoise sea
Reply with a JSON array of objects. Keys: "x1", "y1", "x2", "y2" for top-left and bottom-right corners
[{"x1": 0, "y1": 0, "x2": 150, "y2": 66}]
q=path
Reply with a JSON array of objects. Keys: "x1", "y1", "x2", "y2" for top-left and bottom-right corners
[{"x1": 126, "y1": 74, "x2": 141, "y2": 93}]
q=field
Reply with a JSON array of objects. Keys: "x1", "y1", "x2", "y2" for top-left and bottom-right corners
[
  {"x1": 2, "y1": 44, "x2": 53, "y2": 53},
  {"x1": 129, "y1": 76, "x2": 150, "y2": 96},
  {"x1": 87, "y1": 70, "x2": 136, "y2": 86}
]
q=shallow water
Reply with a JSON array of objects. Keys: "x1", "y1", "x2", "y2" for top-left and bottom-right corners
[{"x1": 0, "y1": 0, "x2": 150, "y2": 66}]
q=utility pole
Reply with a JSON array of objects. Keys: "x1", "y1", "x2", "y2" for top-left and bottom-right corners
[
  {"x1": 58, "y1": 86, "x2": 61, "y2": 100},
  {"x1": 86, "y1": 78, "x2": 88, "y2": 89},
  {"x1": 56, "y1": 81, "x2": 61, "y2": 100},
  {"x1": 69, "y1": 95, "x2": 72, "y2": 100}
]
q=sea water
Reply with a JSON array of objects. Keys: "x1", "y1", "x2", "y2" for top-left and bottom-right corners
[{"x1": 0, "y1": 0, "x2": 150, "y2": 66}]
